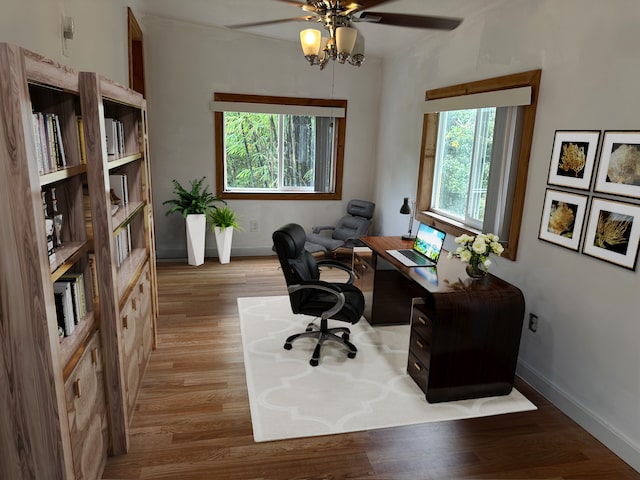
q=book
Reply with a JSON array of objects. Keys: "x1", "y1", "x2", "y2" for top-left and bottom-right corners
[
  {"x1": 58, "y1": 272, "x2": 87, "y2": 322},
  {"x1": 77, "y1": 117, "x2": 87, "y2": 164},
  {"x1": 109, "y1": 174, "x2": 128, "y2": 205},
  {"x1": 105, "y1": 117, "x2": 124, "y2": 157},
  {"x1": 53, "y1": 281, "x2": 74, "y2": 336},
  {"x1": 53, "y1": 114, "x2": 66, "y2": 168},
  {"x1": 45, "y1": 218, "x2": 56, "y2": 265},
  {"x1": 88, "y1": 253, "x2": 99, "y2": 303}
]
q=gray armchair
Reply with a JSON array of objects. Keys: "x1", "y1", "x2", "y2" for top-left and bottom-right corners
[{"x1": 305, "y1": 199, "x2": 375, "y2": 254}]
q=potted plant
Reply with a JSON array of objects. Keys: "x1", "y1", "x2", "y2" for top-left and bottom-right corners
[
  {"x1": 207, "y1": 205, "x2": 240, "y2": 264},
  {"x1": 163, "y1": 177, "x2": 223, "y2": 266}
]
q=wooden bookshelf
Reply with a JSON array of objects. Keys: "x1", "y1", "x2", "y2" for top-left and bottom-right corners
[{"x1": 0, "y1": 43, "x2": 157, "y2": 479}]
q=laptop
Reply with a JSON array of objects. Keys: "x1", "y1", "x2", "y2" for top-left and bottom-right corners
[{"x1": 386, "y1": 223, "x2": 446, "y2": 268}]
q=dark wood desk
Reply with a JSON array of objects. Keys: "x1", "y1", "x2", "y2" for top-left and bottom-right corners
[{"x1": 356, "y1": 236, "x2": 525, "y2": 403}]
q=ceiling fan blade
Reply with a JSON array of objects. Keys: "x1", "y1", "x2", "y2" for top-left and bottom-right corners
[
  {"x1": 353, "y1": 0, "x2": 395, "y2": 10},
  {"x1": 226, "y1": 16, "x2": 317, "y2": 29},
  {"x1": 273, "y1": 0, "x2": 320, "y2": 13},
  {"x1": 355, "y1": 12, "x2": 462, "y2": 30}
]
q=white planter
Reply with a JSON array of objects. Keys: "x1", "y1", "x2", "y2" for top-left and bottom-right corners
[
  {"x1": 214, "y1": 226, "x2": 233, "y2": 264},
  {"x1": 185, "y1": 214, "x2": 206, "y2": 266}
]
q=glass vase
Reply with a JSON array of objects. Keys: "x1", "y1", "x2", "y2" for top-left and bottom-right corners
[{"x1": 465, "y1": 259, "x2": 487, "y2": 280}]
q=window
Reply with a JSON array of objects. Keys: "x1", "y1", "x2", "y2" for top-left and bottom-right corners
[
  {"x1": 213, "y1": 93, "x2": 347, "y2": 200},
  {"x1": 432, "y1": 107, "x2": 496, "y2": 229},
  {"x1": 416, "y1": 70, "x2": 541, "y2": 260}
]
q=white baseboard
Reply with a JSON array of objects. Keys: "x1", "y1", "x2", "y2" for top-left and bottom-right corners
[
  {"x1": 517, "y1": 359, "x2": 640, "y2": 473},
  {"x1": 156, "y1": 246, "x2": 275, "y2": 260}
]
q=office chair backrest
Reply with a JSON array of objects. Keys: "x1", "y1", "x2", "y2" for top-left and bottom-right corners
[
  {"x1": 332, "y1": 199, "x2": 375, "y2": 241},
  {"x1": 273, "y1": 223, "x2": 320, "y2": 311}
]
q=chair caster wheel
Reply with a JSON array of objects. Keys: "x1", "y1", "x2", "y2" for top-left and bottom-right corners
[
  {"x1": 310, "y1": 358, "x2": 319, "y2": 367},
  {"x1": 347, "y1": 352, "x2": 356, "y2": 359},
  {"x1": 284, "y1": 343, "x2": 292, "y2": 350}
]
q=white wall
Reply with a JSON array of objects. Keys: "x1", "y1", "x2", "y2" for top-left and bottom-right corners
[
  {"x1": 1, "y1": 0, "x2": 130, "y2": 85},
  {"x1": 139, "y1": 15, "x2": 381, "y2": 258},
  {"x1": 374, "y1": 0, "x2": 640, "y2": 470}
]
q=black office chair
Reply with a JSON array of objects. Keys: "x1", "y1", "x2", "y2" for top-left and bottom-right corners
[{"x1": 273, "y1": 223, "x2": 365, "y2": 366}]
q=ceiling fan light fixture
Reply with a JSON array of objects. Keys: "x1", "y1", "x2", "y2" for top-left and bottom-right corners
[
  {"x1": 336, "y1": 26, "x2": 357, "y2": 55},
  {"x1": 300, "y1": 28, "x2": 322, "y2": 56}
]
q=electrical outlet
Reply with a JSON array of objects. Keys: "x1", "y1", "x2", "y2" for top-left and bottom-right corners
[
  {"x1": 528, "y1": 313, "x2": 538, "y2": 332},
  {"x1": 249, "y1": 220, "x2": 259, "y2": 232}
]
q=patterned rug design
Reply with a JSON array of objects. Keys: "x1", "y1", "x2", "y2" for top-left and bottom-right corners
[{"x1": 238, "y1": 296, "x2": 536, "y2": 442}]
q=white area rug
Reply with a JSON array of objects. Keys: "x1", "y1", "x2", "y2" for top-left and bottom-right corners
[{"x1": 238, "y1": 296, "x2": 537, "y2": 443}]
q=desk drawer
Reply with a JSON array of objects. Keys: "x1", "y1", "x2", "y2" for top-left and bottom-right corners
[
  {"x1": 353, "y1": 252, "x2": 372, "y2": 278},
  {"x1": 409, "y1": 327, "x2": 431, "y2": 367},
  {"x1": 407, "y1": 351, "x2": 429, "y2": 395},
  {"x1": 411, "y1": 306, "x2": 433, "y2": 342}
]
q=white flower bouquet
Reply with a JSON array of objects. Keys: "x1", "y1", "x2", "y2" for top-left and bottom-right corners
[{"x1": 448, "y1": 232, "x2": 504, "y2": 276}]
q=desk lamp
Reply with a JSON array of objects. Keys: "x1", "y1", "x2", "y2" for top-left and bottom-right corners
[{"x1": 400, "y1": 197, "x2": 415, "y2": 241}]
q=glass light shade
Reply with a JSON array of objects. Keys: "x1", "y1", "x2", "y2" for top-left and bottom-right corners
[
  {"x1": 318, "y1": 36, "x2": 330, "y2": 60},
  {"x1": 352, "y1": 32, "x2": 365, "y2": 56},
  {"x1": 336, "y1": 26, "x2": 357, "y2": 54},
  {"x1": 300, "y1": 29, "x2": 321, "y2": 56}
]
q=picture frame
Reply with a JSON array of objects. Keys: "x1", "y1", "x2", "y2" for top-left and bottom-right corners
[
  {"x1": 539, "y1": 189, "x2": 588, "y2": 251},
  {"x1": 594, "y1": 131, "x2": 640, "y2": 198},
  {"x1": 582, "y1": 197, "x2": 640, "y2": 270},
  {"x1": 547, "y1": 130, "x2": 600, "y2": 190}
]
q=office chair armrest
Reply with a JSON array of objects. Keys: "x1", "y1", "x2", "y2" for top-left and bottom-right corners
[
  {"x1": 288, "y1": 281, "x2": 346, "y2": 319},
  {"x1": 316, "y1": 259, "x2": 356, "y2": 284},
  {"x1": 312, "y1": 225, "x2": 335, "y2": 234}
]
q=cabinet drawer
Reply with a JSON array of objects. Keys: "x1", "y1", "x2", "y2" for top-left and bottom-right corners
[
  {"x1": 407, "y1": 351, "x2": 429, "y2": 395},
  {"x1": 409, "y1": 327, "x2": 431, "y2": 368},
  {"x1": 411, "y1": 306, "x2": 433, "y2": 342}
]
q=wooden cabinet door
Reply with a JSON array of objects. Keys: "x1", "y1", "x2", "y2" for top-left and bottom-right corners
[{"x1": 64, "y1": 330, "x2": 109, "y2": 479}]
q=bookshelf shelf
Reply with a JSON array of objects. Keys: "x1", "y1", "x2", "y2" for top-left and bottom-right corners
[
  {"x1": 50, "y1": 241, "x2": 88, "y2": 280},
  {"x1": 112, "y1": 200, "x2": 145, "y2": 233},
  {"x1": 107, "y1": 152, "x2": 143, "y2": 169},
  {"x1": 40, "y1": 164, "x2": 87, "y2": 186},
  {"x1": 60, "y1": 312, "x2": 97, "y2": 378}
]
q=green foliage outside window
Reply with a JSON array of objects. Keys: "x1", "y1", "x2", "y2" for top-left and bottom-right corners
[
  {"x1": 435, "y1": 108, "x2": 495, "y2": 222},
  {"x1": 224, "y1": 112, "x2": 316, "y2": 190}
]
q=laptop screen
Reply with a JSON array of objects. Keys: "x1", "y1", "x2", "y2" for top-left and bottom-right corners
[{"x1": 413, "y1": 223, "x2": 446, "y2": 263}]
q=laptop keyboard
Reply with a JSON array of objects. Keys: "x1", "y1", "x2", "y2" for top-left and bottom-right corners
[{"x1": 399, "y1": 249, "x2": 432, "y2": 265}]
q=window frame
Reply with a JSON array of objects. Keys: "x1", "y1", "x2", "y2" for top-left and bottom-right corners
[
  {"x1": 214, "y1": 92, "x2": 347, "y2": 200},
  {"x1": 416, "y1": 70, "x2": 542, "y2": 261}
]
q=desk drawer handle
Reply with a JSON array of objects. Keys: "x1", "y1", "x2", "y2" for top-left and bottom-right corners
[
  {"x1": 361, "y1": 263, "x2": 367, "y2": 270},
  {"x1": 73, "y1": 379, "x2": 81, "y2": 398},
  {"x1": 123, "y1": 315, "x2": 128, "y2": 329},
  {"x1": 416, "y1": 339, "x2": 425, "y2": 349},
  {"x1": 91, "y1": 348, "x2": 98, "y2": 365},
  {"x1": 413, "y1": 362, "x2": 422, "y2": 372},
  {"x1": 418, "y1": 316, "x2": 428, "y2": 326}
]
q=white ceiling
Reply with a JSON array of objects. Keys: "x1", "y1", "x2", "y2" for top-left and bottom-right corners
[{"x1": 132, "y1": 0, "x2": 505, "y2": 58}]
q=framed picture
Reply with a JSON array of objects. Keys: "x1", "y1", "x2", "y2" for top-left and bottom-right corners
[
  {"x1": 547, "y1": 130, "x2": 600, "y2": 190},
  {"x1": 582, "y1": 197, "x2": 640, "y2": 270},
  {"x1": 594, "y1": 131, "x2": 640, "y2": 198},
  {"x1": 539, "y1": 189, "x2": 588, "y2": 251}
]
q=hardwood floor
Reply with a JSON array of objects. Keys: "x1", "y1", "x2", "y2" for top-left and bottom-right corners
[{"x1": 102, "y1": 257, "x2": 637, "y2": 479}]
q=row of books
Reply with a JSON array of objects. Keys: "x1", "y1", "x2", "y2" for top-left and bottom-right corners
[
  {"x1": 115, "y1": 225, "x2": 132, "y2": 268},
  {"x1": 32, "y1": 112, "x2": 67, "y2": 174},
  {"x1": 54, "y1": 272, "x2": 88, "y2": 339},
  {"x1": 105, "y1": 118, "x2": 126, "y2": 158}
]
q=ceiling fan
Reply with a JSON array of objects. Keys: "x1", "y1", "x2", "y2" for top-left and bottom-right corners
[{"x1": 226, "y1": 1, "x2": 463, "y2": 69}]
